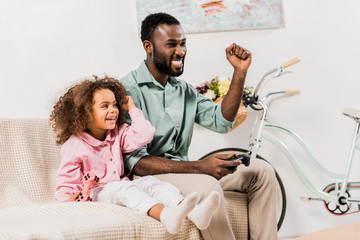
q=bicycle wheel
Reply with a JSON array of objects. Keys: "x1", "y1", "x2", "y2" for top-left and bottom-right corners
[{"x1": 199, "y1": 147, "x2": 286, "y2": 230}]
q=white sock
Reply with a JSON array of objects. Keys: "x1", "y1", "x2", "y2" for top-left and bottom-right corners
[
  {"x1": 160, "y1": 192, "x2": 200, "y2": 234},
  {"x1": 187, "y1": 191, "x2": 221, "y2": 230}
]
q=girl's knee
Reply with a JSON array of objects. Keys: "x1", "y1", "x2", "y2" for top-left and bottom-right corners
[{"x1": 135, "y1": 175, "x2": 161, "y2": 187}]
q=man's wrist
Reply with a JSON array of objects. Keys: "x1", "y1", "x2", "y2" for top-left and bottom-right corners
[
  {"x1": 233, "y1": 68, "x2": 248, "y2": 81},
  {"x1": 187, "y1": 159, "x2": 204, "y2": 173}
]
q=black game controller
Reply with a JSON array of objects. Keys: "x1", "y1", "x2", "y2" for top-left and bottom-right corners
[{"x1": 224, "y1": 154, "x2": 251, "y2": 171}]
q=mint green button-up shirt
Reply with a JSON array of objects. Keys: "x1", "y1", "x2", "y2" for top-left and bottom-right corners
[{"x1": 121, "y1": 61, "x2": 234, "y2": 171}]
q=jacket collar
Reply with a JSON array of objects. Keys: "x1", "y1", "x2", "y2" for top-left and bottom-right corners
[{"x1": 79, "y1": 128, "x2": 115, "y2": 147}]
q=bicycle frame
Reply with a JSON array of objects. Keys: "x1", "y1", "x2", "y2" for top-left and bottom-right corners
[{"x1": 248, "y1": 89, "x2": 360, "y2": 206}]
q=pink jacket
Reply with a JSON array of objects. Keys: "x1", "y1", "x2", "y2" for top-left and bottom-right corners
[{"x1": 55, "y1": 108, "x2": 155, "y2": 202}]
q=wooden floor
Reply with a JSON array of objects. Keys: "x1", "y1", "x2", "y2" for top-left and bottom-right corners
[{"x1": 297, "y1": 223, "x2": 360, "y2": 240}]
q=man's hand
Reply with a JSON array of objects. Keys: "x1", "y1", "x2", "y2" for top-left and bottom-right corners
[
  {"x1": 122, "y1": 96, "x2": 136, "y2": 111},
  {"x1": 225, "y1": 43, "x2": 252, "y2": 72},
  {"x1": 197, "y1": 153, "x2": 242, "y2": 180}
]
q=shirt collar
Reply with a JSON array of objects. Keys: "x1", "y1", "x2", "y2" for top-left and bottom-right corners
[
  {"x1": 136, "y1": 60, "x2": 178, "y2": 87},
  {"x1": 78, "y1": 129, "x2": 115, "y2": 147}
]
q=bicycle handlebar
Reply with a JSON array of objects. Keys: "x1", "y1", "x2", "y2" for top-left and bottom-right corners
[
  {"x1": 252, "y1": 57, "x2": 300, "y2": 99},
  {"x1": 281, "y1": 57, "x2": 300, "y2": 69},
  {"x1": 285, "y1": 89, "x2": 301, "y2": 96},
  {"x1": 243, "y1": 58, "x2": 300, "y2": 109}
]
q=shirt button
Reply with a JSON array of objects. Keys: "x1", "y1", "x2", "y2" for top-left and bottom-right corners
[
  {"x1": 103, "y1": 144, "x2": 108, "y2": 147},
  {"x1": 166, "y1": 107, "x2": 170, "y2": 111},
  {"x1": 175, "y1": 123, "x2": 179, "y2": 128},
  {"x1": 109, "y1": 158, "x2": 112, "y2": 162},
  {"x1": 113, "y1": 171, "x2": 116, "y2": 174}
]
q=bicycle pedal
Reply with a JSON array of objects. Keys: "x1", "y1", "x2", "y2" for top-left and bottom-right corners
[
  {"x1": 300, "y1": 196, "x2": 322, "y2": 202},
  {"x1": 300, "y1": 196, "x2": 309, "y2": 201}
]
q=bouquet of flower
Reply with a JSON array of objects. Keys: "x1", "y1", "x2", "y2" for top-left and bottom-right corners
[{"x1": 196, "y1": 77, "x2": 253, "y2": 130}]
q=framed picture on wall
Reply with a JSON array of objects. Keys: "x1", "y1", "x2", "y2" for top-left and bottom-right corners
[{"x1": 136, "y1": 0, "x2": 284, "y2": 34}]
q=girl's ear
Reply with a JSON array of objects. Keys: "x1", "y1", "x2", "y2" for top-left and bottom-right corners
[{"x1": 143, "y1": 40, "x2": 153, "y2": 55}]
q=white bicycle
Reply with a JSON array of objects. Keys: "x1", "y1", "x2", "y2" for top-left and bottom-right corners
[{"x1": 201, "y1": 58, "x2": 360, "y2": 230}]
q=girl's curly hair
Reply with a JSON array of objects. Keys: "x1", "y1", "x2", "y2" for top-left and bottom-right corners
[{"x1": 50, "y1": 75, "x2": 128, "y2": 145}]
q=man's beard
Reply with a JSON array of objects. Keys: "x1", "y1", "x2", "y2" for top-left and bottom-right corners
[{"x1": 153, "y1": 46, "x2": 184, "y2": 77}]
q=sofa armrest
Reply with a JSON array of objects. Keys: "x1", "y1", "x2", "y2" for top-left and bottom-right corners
[{"x1": 225, "y1": 191, "x2": 249, "y2": 239}]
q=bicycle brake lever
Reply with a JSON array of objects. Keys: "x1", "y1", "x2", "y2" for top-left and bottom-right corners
[
  {"x1": 273, "y1": 70, "x2": 293, "y2": 78},
  {"x1": 242, "y1": 95, "x2": 262, "y2": 111},
  {"x1": 249, "y1": 103, "x2": 263, "y2": 111}
]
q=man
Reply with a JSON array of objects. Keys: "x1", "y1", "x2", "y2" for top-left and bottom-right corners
[{"x1": 121, "y1": 12, "x2": 277, "y2": 240}]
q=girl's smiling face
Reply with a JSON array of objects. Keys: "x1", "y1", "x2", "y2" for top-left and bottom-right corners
[{"x1": 87, "y1": 88, "x2": 119, "y2": 141}]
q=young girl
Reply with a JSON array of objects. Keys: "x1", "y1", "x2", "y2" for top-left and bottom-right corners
[{"x1": 50, "y1": 76, "x2": 221, "y2": 234}]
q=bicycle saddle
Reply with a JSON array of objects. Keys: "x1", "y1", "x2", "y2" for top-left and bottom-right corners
[{"x1": 343, "y1": 108, "x2": 360, "y2": 122}]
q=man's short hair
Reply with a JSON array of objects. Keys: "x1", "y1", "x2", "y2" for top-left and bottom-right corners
[{"x1": 140, "y1": 12, "x2": 180, "y2": 42}]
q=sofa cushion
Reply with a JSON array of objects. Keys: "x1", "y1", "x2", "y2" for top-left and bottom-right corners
[{"x1": 0, "y1": 201, "x2": 201, "y2": 239}]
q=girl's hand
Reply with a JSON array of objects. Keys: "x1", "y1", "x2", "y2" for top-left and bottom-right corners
[
  {"x1": 66, "y1": 191, "x2": 80, "y2": 202},
  {"x1": 122, "y1": 96, "x2": 136, "y2": 111}
]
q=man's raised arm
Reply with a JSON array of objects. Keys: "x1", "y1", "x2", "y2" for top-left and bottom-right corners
[{"x1": 221, "y1": 43, "x2": 252, "y2": 122}]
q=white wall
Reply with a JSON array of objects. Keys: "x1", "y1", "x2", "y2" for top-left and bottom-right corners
[{"x1": 1, "y1": 0, "x2": 360, "y2": 238}]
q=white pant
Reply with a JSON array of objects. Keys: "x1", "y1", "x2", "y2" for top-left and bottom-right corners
[{"x1": 91, "y1": 176, "x2": 184, "y2": 215}]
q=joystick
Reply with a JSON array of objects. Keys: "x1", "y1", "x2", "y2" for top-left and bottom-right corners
[
  {"x1": 75, "y1": 171, "x2": 100, "y2": 202},
  {"x1": 224, "y1": 154, "x2": 250, "y2": 171}
]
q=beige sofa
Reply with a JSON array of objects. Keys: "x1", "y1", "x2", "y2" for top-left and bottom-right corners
[{"x1": 0, "y1": 118, "x2": 249, "y2": 239}]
